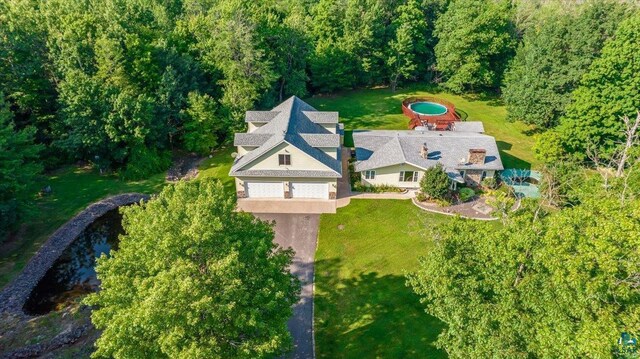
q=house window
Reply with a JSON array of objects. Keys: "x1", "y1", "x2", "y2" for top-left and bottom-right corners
[
  {"x1": 364, "y1": 170, "x2": 376, "y2": 180},
  {"x1": 399, "y1": 171, "x2": 419, "y2": 182},
  {"x1": 278, "y1": 154, "x2": 291, "y2": 166}
]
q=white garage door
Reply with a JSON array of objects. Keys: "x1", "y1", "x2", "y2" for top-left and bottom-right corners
[
  {"x1": 245, "y1": 182, "x2": 284, "y2": 198},
  {"x1": 291, "y1": 182, "x2": 329, "y2": 199}
]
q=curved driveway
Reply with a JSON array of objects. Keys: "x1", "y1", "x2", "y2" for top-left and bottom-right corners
[{"x1": 254, "y1": 213, "x2": 319, "y2": 359}]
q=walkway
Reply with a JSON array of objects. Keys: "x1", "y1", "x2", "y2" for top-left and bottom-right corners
[
  {"x1": 237, "y1": 198, "x2": 336, "y2": 214},
  {"x1": 254, "y1": 213, "x2": 319, "y2": 359},
  {"x1": 413, "y1": 197, "x2": 498, "y2": 220}
]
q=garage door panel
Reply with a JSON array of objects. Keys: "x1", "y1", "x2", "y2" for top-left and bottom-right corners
[
  {"x1": 245, "y1": 182, "x2": 284, "y2": 198},
  {"x1": 291, "y1": 182, "x2": 329, "y2": 199}
]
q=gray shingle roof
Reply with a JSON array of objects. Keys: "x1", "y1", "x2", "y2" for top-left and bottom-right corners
[
  {"x1": 353, "y1": 130, "x2": 503, "y2": 174},
  {"x1": 451, "y1": 121, "x2": 485, "y2": 133},
  {"x1": 245, "y1": 111, "x2": 280, "y2": 122},
  {"x1": 234, "y1": 133, "x2": 272, "y2": 146},
  {"x1": 301, "y1": 134, "x2": 340, "y2": 147},
  {"x1": 303, "y1": 111, "x2": 339, "y2": 124},
  {"x1": 230, "y1": 96, "x2": 342, "y2": 178}
]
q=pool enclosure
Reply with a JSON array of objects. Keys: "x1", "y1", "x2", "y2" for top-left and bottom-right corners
[
  {"x1": 402, "y1": 96, "x2": 460, "y2": 130},
  {"x1": 500, "y1": 169, "x2": 542, "y2": 198}
]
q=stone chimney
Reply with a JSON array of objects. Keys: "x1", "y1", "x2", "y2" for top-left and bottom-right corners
[
  {"x1": 468, "y1": 149, "x2": 486, "y2": 165},
  {"x1": 420, "y1": 143, "x2": 428, "y2": 159}
]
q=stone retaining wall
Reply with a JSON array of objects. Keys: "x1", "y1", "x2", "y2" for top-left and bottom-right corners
[{"x1": 0, "y1": 193, "x2": 149, "y2": 315}]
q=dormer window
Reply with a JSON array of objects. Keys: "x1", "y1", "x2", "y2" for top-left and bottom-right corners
[{"x1": 278, "y1": 154, "x2": 291, "y2": 166}]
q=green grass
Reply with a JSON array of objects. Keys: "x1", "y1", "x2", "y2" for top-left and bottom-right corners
[
  {"x1": 197, "y1": 146, "x2": 236, "y2": 194},
  {"x1": 306, "y1": 85, "x2": 538, "y2": 169},
  {"x1": 0, "y1": 147, "x2": 236, "y2": 289},
  {"x1": 315, "y1": 199, "x2": 449, "y2": 358},
  {"x1": 0, "y1": 168, "x2": 166, "y2": 288}
]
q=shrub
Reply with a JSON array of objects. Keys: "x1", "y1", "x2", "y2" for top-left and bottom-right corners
[
  {"x1": 348, "y1": 159, "x2": 361, "y2": 190},
  {"x1": 415, "y1": 192, "x2": 427, "y2": 202},
  {"x1": 459, "y1": 187, "x2": 475, "y2": 202},
  {"x1": 420, "y1": 164, "x2": 450, "y2": 200},
  {"x1": 353, "y1": 182, "x2": 403, "y2": 193},
  {"x1": 481, "y1": 176, "x2": 498, "y2": 189},
  {"x1": 121, "y1": 146, "x2": 171, "y2": 180}
]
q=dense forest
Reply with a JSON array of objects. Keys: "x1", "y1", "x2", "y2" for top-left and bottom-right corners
[{"x1": 1, "y1": 0, "x2": 639, "y2": 232}]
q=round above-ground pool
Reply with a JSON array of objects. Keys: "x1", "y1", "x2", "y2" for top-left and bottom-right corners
[{"x1": 408, "y1": 101, "x2": 448, "y2": 116}]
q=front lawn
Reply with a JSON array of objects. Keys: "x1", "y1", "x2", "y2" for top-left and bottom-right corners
[
  {"x1": 315, "y1": 199, "x2": 449, "y2": 358},
  {"x1": 306, "y1": 85, "x2": 538, "y2": 169}
]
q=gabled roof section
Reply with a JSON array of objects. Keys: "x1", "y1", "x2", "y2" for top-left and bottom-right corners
[
  {"x1": 353, "y1": 130, "x2": 503, "y2": 173},
  {"x1": 301, "y1": 134, "x2": 340, "y2": 148},
  {"x1": 245, "y1": 111, "x2": 280, "y2": 123},
  {"x1": 303, "y1": 111, "x2": 339, "y2": 124},
  {"x1": 451, "y1": 121, "x2": 485, "y2": 133},
  {"x1": 234, "y1": 133, "x2": 272, "y2": 147},
  {"x1": 230, "y1": 96, "x2": 342, "y2": 178}
]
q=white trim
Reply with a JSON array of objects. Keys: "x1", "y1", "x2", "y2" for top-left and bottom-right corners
[
  {"x1": 399, "y1": 170, "x2": 419, "y2": 183},
  {"x1": 364, "y1": 170, "x2": 376, "y2": 180}
]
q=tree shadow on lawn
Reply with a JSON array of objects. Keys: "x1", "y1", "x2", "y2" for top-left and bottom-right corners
[
  {"x1": 314, "y1": 258, "x2": 446, "y2": 359},
  {"x1": 496, "y1": 141, "x2": 531, "y2": 170}
]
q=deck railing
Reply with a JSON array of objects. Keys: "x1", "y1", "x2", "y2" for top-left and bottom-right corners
[{"x1": 402, "y1": 97, "x2": 460, "y2": 129}]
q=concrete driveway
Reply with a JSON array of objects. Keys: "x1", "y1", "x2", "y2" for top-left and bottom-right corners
[{"x1": 255, "y1": 213, "x2": 319, "y2": 359}]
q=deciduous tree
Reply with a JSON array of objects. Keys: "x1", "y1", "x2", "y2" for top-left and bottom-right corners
[
  {"x1": 409, "y1": 193, "x2": 640, "y2": 358},
  {"x1": 0, "y1": 95, "x2": 43, "y2": 239},
  {"x1": 86, "y1": 180, "x2": 300, "y2": 358},
  {"x1": 434, "y1": 0, "x2": 516, "y2": 93},
  {"x1": 553, "y1": 14, "x2": 640, "y2": 161}
]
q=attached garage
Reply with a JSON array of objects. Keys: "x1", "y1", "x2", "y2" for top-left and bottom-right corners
[
  {"x1": 290, "y1": 182, "x2": 329, "y2": 199},
  {"x1": 245, "y1": 181, "x2": 284, "y2": 198}
]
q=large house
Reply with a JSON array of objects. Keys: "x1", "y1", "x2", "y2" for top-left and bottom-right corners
[
  {"x1": 230, "y1": 97, "x2": 504, "y2": 202},
  {"x1": 229, "y1": 96, "x2": 342, "y2": 200},
  {"x1": 352, "y1": 130, "x2": 503, "y2": 189}
]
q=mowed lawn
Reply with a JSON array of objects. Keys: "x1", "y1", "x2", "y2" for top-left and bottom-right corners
[
  {"x1": 306, "y1": 85, "x2": 538, "y2": 169},
  {"x1": 0, "y1": 147, "x2": 235, "y2": 289},
  {"x1": 0, "y1": 168, "x2": 165, "y2": 288},
  {"x1": 315, "y1": 199, "x2": 450, "y2": 358}
]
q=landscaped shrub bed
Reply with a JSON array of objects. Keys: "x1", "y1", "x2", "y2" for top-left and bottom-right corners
[
  {"x1": 352, "y1": 183, "x2": 404, "y2": 193},
  {"x1": 458, "y1": 187, "x2": 475, "y2": 202}
]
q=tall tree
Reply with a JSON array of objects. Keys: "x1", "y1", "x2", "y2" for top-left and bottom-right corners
[
  {"x1": 0, "y1": 0, "x2": 57, "y2": 160},
  {"x1": 552, "y1": 13, "x2": 640, "y2": 161},
  {"x1": 192, "y1": 0, "x2": 276, "y2": 126},
  {"x1": 434, "y1": 0, "x2": 516, "y2": 93},
  {"x1": 85, "y1": 180, "x2": 300, "y2": 358},
  {"x1": 503, "y1": 2, "x2": 630, "y2": 128},
  {"x1": 0, "y1": 95, "x2": 43, "y2": 239},
  {"x1": 409, "y1": 193, "x2": 640, "y2": 358},
  {"x1": 386, "y1": 0, "x2": 429, "y2": 91}
]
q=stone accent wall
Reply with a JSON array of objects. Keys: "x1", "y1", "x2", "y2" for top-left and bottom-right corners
[
  {"x1": 236, "y1": 190, "x2": 246, "y2": 199},
  {"x1": 468, "y1": 149, "x2": 486, "y2": 165},
  {"x1": 0, "y1": 193, "x2": 148, "y2": 315},
  {"x1": 329, "y1": 191, "x2": 337, "y2": 199},
  {"x1": 465, "y1": 170, "x2": 483, "y2": 186}
]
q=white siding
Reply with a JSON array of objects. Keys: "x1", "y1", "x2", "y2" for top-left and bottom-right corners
[
  {"x1": 242, "y1": 142, "x2": 333, "y2": 172},
  {"x1": 360, "y1": 164, "x2": 425, "y2": 188}
]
